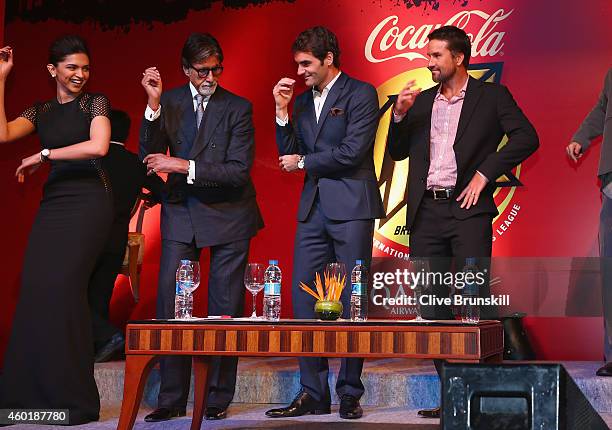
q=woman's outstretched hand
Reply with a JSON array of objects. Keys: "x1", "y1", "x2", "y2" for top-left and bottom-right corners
[
  {"x1": 0, "y1": 46, "x2": 14, "y2": 81},
  {"x1": 15, "y1": 152, "x2": 42, "y2": 182}
]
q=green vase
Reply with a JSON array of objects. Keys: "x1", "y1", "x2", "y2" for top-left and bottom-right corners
[{"x1": 314, "y1": 300, "x2": 343, "y2": 321}]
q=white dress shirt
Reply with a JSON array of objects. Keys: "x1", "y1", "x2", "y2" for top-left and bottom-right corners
[{"x1": 144, "y1": 83, "x2": 214, "y2": 184}]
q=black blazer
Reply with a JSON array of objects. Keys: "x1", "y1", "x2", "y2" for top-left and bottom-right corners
[
  {"x1": 276, "y1": 73, "x2": 385, "y2": 222},
  {"x1": 140, "y1": 84, "x2": 263, "y2": 247},
  {"x1": 388, "y1": 76, "x2": 539, "y2": 232},
  {"x1": 100, "y1": 143, "x2": 164, "y2": 252}
]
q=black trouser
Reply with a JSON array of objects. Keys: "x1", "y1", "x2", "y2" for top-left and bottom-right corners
[
  {"x1": 156, "y1": 238, "x2": 250, "y2": 409},
  {"x1": 410, "y1": 195, "x2": 494, "y2": 375},
  {"x1": 599, "y1": 193, "x2": 612, "y2": 361},
  {"x1": 88, "y1": 250, "x2": 125, "y2": 350},
  {"x1": 88, "y1": 221, "x2": 129, "y2": 351}
]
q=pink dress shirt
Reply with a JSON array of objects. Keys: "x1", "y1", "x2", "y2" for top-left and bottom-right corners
[{"x1": 426, "y1": 79, "x2": 468, "y2": 190}]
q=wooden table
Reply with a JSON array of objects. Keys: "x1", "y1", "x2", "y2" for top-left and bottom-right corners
[{"x1": 117, "y1": 319, "x2": 503, "y2": 430}]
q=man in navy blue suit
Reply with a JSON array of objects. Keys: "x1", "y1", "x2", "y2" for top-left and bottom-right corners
[{"x1": 266, "y1": 26, "x2": 385, "y2": 420}]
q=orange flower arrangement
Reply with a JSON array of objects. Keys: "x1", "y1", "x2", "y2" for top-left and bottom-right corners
[{"x1": 300, "y1": 270, "x2": 346, "y2": 302}]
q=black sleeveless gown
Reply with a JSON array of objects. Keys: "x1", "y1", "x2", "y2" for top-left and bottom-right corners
[{"x1": 0, "y1": 93, "x2": 113, "y2": 425}]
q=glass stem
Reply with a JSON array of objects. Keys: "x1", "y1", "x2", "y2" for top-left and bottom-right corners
[
  {"x1": 251, "y1": 292, "x2": 257, "y2": 318},
  {"x1": 186, "y1": 292, "x2": 193, "y2": 319}
]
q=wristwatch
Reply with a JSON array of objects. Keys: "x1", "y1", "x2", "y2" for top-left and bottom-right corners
[
  {"x1": 297, "y1": 155, "x2": 305, "y2": 170},
  {"x1": 40, "y1": 148, "x2": 50, "y2": 163}
]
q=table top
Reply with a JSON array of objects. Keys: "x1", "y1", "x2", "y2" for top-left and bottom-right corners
[
  {"x1": 125, "y1": 318, "x2": 503, "y2": 360},
  {"x1": 128, "y1": 318, "x2": 500, "y2": 327}
]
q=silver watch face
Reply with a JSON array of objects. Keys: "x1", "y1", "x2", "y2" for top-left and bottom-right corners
[
  {"x1": 298, "y1": 157, "x2": 304, "y2": 169},
  {"x1": 41, "y1": 149, "x2": 50, "y2": 157}
]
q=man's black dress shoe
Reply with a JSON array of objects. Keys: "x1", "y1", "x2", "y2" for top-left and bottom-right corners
[
  {"x1": 143, "y1": 407, "x2": 187, "y2": 422},
  {"x1": 205, "y1": 406, "x2": 227, "y2": 420},
  {"x1": 265, "y1": 390, "x2": 331, "y2": 418},
  {"x1": 418, "y1": 406, "x2": 440, "y2": 418},
  {"x1": 596, "y1": 362, "x2": 612, "y2": 376},
  {"x1": 94, "y1": 333, "x2": 125, "y2": 363},
  {"x1": 339, "y1": 394, "x2": 363, "y2": 419}
]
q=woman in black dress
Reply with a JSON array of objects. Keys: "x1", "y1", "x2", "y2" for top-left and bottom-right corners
[{"x1": 0, "y1": 36, "x2": 112, "y2": 424}]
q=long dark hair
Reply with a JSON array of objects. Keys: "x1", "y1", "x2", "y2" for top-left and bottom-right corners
[{"x1": 48, "y1": 35, "x2": 90, "y2": 65}]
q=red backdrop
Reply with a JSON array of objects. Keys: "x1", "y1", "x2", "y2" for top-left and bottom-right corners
[{"x1": 1, "y1": 0, "x2": 611, "y2": 363}]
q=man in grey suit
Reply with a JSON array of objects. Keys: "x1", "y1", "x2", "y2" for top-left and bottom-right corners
[
  {"x1": 567, "y1": 67, "x2": 612, "y2": 377},
  {"x1": 139, "y1": 33, "x2": 264, "y2": 421},
  {"x1": 266, "y1": 26, "x2": 385, "y2": 420}
]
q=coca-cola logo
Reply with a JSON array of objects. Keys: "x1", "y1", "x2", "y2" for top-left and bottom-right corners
[{"x1": 365, "y1": 8, "x2": 513, "y2": 63}]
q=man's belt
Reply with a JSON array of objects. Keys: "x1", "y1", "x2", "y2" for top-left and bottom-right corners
[{"x1": 424, "y1": 187, "x2": 455, "y2": 200}]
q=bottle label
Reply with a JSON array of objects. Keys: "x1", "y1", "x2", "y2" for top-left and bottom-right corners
[
  {"x1": 176, "y1": 281, "x2": 193, "y2": 294},
  {"x1": 351, "y1": 282, "x2": 366, "y2": 295},
  {"x1": 463, "y1": 282, "x2": 478, "y2": 295},
  {"x1": 264, "y1": 282, "x2": 281, "y2": 295}
]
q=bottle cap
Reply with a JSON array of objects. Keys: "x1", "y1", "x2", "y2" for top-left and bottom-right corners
[
  {"x1": 269, "y1": 259, "x2": 278, "y2": 265},
  {"x1": 465, "y1": 257, "x2": 477, "y2": 266},
  {"x1": 356, "y1": 259, "x2": 363, "y2": 265}
]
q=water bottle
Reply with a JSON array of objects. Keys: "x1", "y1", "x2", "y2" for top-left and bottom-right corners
[
  {"x1": 263, "y1": 259, "x2": 282, "y2": 321},
  {"x1": 460, "y1": 258, "x2": 480, "y2": 324},
  {"x1": 175, "y1": 259, "x2": 194, "y2": 319},
  {"x1": 350, "y1": 259, "x2": 368, "y2": 321}
]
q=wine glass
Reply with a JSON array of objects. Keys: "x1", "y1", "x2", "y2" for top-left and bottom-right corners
[
  {"x1": 188, "y1": 260, "x2": 200, "y2": 293},
  {"x1": 410, "y1": 257, "x2": 430, "y2": 321},
  {"x1": 326, "y1": 262, "x2": 346, "y2": 280},
  {"x1": 244, "y1": 263, "x2": 265, "y2": 319},
  {"x1": 325, "y1": 262, "x2": 347, "y2": 300}
]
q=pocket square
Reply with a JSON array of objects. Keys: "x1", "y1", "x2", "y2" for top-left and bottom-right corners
[{"x1": 330, "y1": 107, "x2": 345, "y2": 117}]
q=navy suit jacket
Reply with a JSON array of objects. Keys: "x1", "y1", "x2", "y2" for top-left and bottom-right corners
[
  {"x1": 388, "y1": 76, "x2": 539, "y2": 232},
  {"x1": 276, "y1": 73, "x2": 385, "y2": 222},
  {"x1": 140, "y1": 84, "x2": 263, "y2": 247}
]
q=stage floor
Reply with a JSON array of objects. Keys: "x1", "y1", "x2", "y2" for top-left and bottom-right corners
[
  {"x1": 11, "y1": 404, "x2": 445, "y2": 429},
  {"x1": 7, "y1": 403, "x2": 612, "y2": 429},
  {"x1": 9, "y1": 358, "x2": 612, "y2": 429}
]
